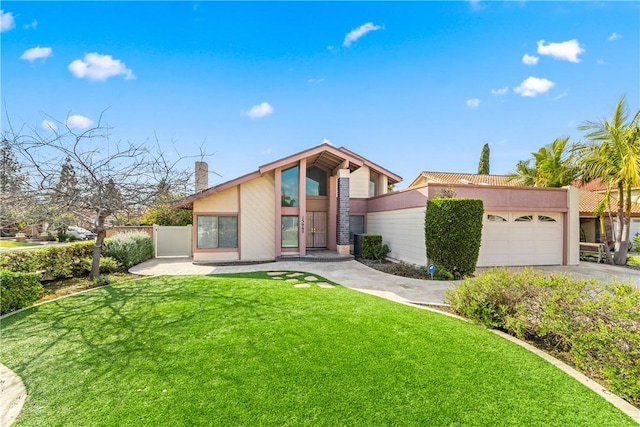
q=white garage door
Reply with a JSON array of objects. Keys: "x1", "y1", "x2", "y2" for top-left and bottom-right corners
[{"x1": 477, "y1": 212, "x2": 563, "y2": 267}]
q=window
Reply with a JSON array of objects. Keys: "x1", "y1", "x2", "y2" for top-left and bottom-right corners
[
  {"x1": 538, "y1": 215, "x2": 557, "y2": 223},
  {"x1": 306, "y1": 166, "x2": 327, "y2": 196},
  {"x1": 487, "y1": 214, "x2": 507, "y2": 222},
  {"x1": 349, "y1": 215, "x2": 365, "y2": 241},
  {"x1": 197, "y1": 215, "x2": 238, "y2": 249},
  {"x1": 369, "y1": 173, "x2": 378, "y2": 197},
  {"x1": 514, "y1": 215, "x2": 533, "y2": 222},
  {"x1": 281, "y1": 166, "x2": 299, "y2": 207},
  {"x1": 281, "y1": 216, "x2": 299, "y2": 248}
]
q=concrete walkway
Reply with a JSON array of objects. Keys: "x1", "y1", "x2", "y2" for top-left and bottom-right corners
[{"x1": 130, "y1": 258, "x2": 457, "y2": 305}]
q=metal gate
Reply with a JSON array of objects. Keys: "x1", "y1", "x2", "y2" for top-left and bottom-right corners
[{"x1": 153, "y1": 225, "x2": 193, "y2": 257}]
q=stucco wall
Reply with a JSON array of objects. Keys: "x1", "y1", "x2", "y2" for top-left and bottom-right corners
[
  {"x1": 240, "y1": 172, "x2": 275, "y2": 260},
  {"x1": 367, "y1": 207, "x2": 427, "y2": 266},
  {"x1": 193, "y1": 251, "x2": 240, "y2": 262},
  {"x1": 349, "y1": 166, "x2": 371, "y2": 198}
]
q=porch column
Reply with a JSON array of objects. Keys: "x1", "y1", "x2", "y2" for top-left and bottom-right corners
[
  {"x1": 337, "y1": 168, "x2": 350, "y2": 255},
  {"x1": 298, "y1": 158, "x2": 307, "y2": 256}
]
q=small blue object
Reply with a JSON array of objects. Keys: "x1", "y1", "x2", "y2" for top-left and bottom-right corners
[{"x1": 428, "y1": 264, "x2": 435, "y2": 274}]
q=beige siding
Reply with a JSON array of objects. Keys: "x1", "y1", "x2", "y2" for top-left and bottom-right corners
[
  {"x1": 193, "y1": 252, "x2": 239, "y2": 262},
  {"x1": 349, "y1": 166, "x2": 371, "y2": 198},
  {"x1": 367, "y1": 207, "x2": 427, "y2": 265},
  {"x1": 240, "y1": 172, "x2": 276, "y2": 260},
  {"x1": 194, "y1": 186, "x2": 238, "y2": 212}
]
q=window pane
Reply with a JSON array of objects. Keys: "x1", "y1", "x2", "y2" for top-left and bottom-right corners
[
  {"x1": 369, "y1": 173, "x2": 378, "y2": 197},
  {"x1": 538, "y1": 215, "x2": 557, "y2": 223},
  {"x1": 515, "y1": 215, "x2": 533, "y2": 222},
  {"x1": 487, "y1": 214, "x2": 507, "y2": 222},
  {"x1": 218, "y1": 216, "x2": 238, "y2": 248},
  {"x1": 197, "y1": 216, "x2": 218, "y2": 249},
  {"x1": 281, "y1": 216, "x2": 299, "y2": 248},
  {"x1": 281, "y1": 166, "x2": 299, "y2": 207},
  {"x1": 306, "y1": 166, "x2": 327, "y2": 196},
  {"x1": 349, "y1": 215, "x2": 365, "y2": 241}
]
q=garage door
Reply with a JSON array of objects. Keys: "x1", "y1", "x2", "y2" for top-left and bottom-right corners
[{"x1": 477, "y1": 212, "x2": 563, "y2": 267}]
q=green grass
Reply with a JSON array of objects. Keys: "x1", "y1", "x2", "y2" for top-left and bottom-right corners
[
  {"x1": 0, "y1": 240, "x2": 40, "y2": 248},
  {"x1": 1, "y1": 272, "x2": 635, "y2": 426}
]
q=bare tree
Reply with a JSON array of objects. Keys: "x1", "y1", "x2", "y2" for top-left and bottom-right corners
[{"x1": 6, "y1": 111, "x2": 203, "y2": 279}]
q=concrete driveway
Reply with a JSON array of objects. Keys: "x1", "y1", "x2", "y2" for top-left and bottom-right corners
[
  {"x1": 130, "y1": 259, "x2": 640, "y2": 305},
  {"x1": 130, "y1": 258, "x2": 457, "y2": 305}
]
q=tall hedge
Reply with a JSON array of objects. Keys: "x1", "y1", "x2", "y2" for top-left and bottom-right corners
[
  {"x1": 425, "y1": 198, "x2": 483, "y2": 279},
  {"x1": 1, "y1": 270, "x2": 43, "y2": 315},
  {"x1": 102, "y1": 231, "x2": 153, "y2": 269}
]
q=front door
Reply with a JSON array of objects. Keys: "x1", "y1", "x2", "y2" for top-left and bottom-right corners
[{"x1": 306, "y1": 212, "x2": 327, "y2": 248}]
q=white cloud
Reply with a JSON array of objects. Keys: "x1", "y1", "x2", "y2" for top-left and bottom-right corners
[
  {"x1": 0, "y1": 10, "x2": 15, "y2": 32},
  {"x1": 242, "y1": 102, "x2": 274, "y2": 119},
  {"x1": 536, "y1": 39, "x2": 585, "y2": 63},
  {"x1": 24, "y1": 20, "x2": 37, "y2": 29},
  {"x1": 20, "y1": 46, "x2": 53, "y2": 62},
  {"x1": 469, "y1": 0, "x2": 486, "y2": 11},
  {"x1": 65, "y1": 115, "x2": 94, "y2": 129},
  {"x1": 68, "y1": 53, "x2": 135, "y2": 81},
  {"x1": 466, "y1": 98, "x2": 480, "y2": 108},
  {"x1": 514, "y1": 76, "x2": 554, "y2": 97},
  {"x1": 322, "y1": 138, "x2": 333, "y2": 146},
  {"x1": 308, "y1": 78, "x2": 325, "y2": 84},
  {"x1": 41, "y1": 120, "x2": 57, "y2": 132},
  {"x1": 491, "y1": 87, "x2": 508, "y2": 95},
  {"x1": 343, "y1": 22, "x2": 382, "y2": 47},
  {"x1": 608, "y1": 32, "x2": 621, "y2": 41},
  {"x1": 522, "y1": 54, "x2": 539, "y2": 65},
  {"x1": 597, "y1": 59, "x2": 605, "y2": 65}
]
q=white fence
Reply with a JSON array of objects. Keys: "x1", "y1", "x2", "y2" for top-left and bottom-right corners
[{"x1": 153, "y1": 225, "x2": 192, "y2": 257}]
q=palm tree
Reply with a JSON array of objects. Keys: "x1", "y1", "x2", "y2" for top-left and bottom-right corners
[
  {"x1": 577, "y1": 95, "x2": 640, "y2": 265},
  {"x1": 509, "y1": 137, "x2": 579, "y2": 187}
]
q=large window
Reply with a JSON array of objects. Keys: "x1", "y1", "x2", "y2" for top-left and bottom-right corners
[
  {"x1": 369, "y1": 173, "x2": 378, "y2": 197},
  {"x1": 281, "y1": 166, "x2": 299, "y2": 207},
  {"x1": 281, "y1": 216, "x2": 299, "y2": 248},
  {"x1": 197, "y1": 215, "x2": 238, "y2": 249},
  {"x1": 306, "y1": 166, "x2": 327, "y2": 196}
]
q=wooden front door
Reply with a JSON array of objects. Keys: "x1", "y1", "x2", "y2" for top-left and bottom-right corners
[{"x1": 306, "y1": 212, "x2": 327, "y2": 248}]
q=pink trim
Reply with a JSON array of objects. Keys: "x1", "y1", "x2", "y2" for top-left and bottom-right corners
[
  {"x1": 275, "y1": 167, "x2": 282, "y2": 257},
  {"x1": 299, "y1": 158, "x2": 307, "y2": 256},
  {"x1": 175, "y1": 170, "x2": 262, "y2": 208},
  {"x1": 337, "y1": 146, "x2": 402, "y2": 184},
  {"x1": 258, "y1": 143, "x2": 364, "y2": 175}
]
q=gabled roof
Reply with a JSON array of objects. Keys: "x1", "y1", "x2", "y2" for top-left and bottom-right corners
[
  {"x1": 578, "y1": 189, "x2": 640, "y2": 216},
  {"x1": 407, "y1": 171, "x2": 522, "y2": 188},
  {"x1": 175, "y1": 143, "x2": 402, "y2": 209}
]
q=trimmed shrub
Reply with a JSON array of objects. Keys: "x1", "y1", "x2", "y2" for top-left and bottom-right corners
[
  {"x1": 103, "y1": 231, "x2": 153, "y2": 269},
  {"x1": 425, "y1": 198, "x2": 483, "y2": 279},
  {"x1": 0, "y1": 242, "x2": 95, "y2": 280},
  {"x1": 1, "y1": 270, "x2": 43, "y2": 315},
  {"x1": 361, "y1": 234, "x2": 390, "y2": 261},
  {"x1": 78, "y1": 256, "x2": 122, "y2": 275},
  {"x1": 446, "y1": 268, "x2": 640, "y2": 406}
]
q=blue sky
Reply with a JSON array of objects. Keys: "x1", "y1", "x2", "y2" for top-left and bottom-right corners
[{"x1": 2, "y1": 1, "x2": 639, "y2": 189}]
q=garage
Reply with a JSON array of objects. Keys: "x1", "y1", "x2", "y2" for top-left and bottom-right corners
[{"x1": 477, "y1": 211, "x2": 564, "y2": 267}]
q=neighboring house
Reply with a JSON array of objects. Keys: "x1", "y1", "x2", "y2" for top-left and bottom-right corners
[
  {"x1": 577, "y1": 187, "x2": 640, "y2": 245},
  {"x1": 175, "y1": 143, "x2": 401, "y2": 263},
  {"x1": 177, "y1": 147, "x2": 580, "y2": 267}
]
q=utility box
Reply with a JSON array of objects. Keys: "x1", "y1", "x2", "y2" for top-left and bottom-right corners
[{"x1": 353, "y1": 234, "x2": 364, "y2": 257}]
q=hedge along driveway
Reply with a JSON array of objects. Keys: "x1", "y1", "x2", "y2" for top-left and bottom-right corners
[{"x1": 1, "y1": 273, "x2": 637, "y2": 426}]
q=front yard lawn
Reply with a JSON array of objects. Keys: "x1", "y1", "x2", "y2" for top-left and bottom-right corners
[
  {"x1": 0, "y1": 240, "x2": 40, "y2": 248},
  {"x1": 1, "y1": 273, "x2": 635, "y2": 426}
]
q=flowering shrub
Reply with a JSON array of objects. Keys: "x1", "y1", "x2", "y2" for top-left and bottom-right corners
[{"x1": 446, "y1": 268, "x2": 640, "y2": 406}]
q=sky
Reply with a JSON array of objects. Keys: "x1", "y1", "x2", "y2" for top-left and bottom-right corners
[{"x1": 2, "y1": 1, "x2": 639, "y2": 190}]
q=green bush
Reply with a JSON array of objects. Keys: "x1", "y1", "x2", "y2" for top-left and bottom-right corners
[
  {"x1": 446, "y1": 268, "x2": 640, "y2": 406},
  {"x1": 0, "y1": 242, "x2": 95, "y2": 280},
  {"x1": 360, "y1": 235, "x2": 390, "y2": 261},
  {"x1": 103, "y1": 231, "x2": 153, "y2": 269},
  {"x1": 78, "y1": 256, "x2": 122, "y2": 275},
  {"x1": 425, "y1": 198, "x2": 483, "y2": 279},
  {"x1": 1, "y1": 270, "x2": 43, "y2": 315}
]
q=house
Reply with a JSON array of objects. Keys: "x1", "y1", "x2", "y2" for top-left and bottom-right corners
[
  {"x1": 175, "y1": 143, "x2": 401, "y2": 263},
  {"x1": 176, "y1": 146, "x2": 580, "y2": 268}
]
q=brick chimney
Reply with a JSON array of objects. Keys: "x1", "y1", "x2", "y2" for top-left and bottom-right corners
[{"x1": 195, "y1": 161, "x2": 208, "y2": 192}]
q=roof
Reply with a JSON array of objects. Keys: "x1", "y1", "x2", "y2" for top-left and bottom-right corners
[
  {"x1": 406, "y1": 171, "x2": 640, "y2": 217},
  {"x1": 578, "y1": 189, "x2": 640, "y2": 216},
  {"x1": 573, "y1": 178, "x2": 609, "y2": 192},
  {"x1": 175, "y1": 143, "x2": 402, "y2": 209},
  {"x1": 407, "y1": 171, "x2": 523, "y2": 188}
]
